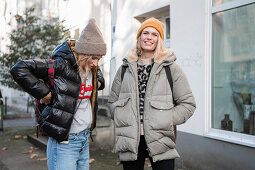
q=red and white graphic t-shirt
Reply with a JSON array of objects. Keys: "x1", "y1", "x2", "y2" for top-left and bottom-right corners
[
  {"x1": 78, "y1": 83, "x2": 93, "y2": 99},
  {"x1": 70, "y1": 71, "x2": 93, "y2": 133}
]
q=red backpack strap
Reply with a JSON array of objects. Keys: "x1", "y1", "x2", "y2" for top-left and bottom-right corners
[{"x1": 48, "y1": 60, "x2": 55, "y2": 87}]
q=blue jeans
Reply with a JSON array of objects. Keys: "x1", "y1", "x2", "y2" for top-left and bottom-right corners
[{"x1": 47, "y1": 128, "x2": 90, "y2": 170}]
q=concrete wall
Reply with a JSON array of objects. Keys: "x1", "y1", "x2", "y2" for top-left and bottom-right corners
[{"x1": 176, "y1": 131, "x2": 255, "y2": 170}]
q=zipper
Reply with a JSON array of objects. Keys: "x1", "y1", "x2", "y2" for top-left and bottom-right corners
[
  {"x1": 142, "y1": 64, "x2": 160, "y2": 157},
  {"x1": 66, "y1": 73, "x2": 81, "y2": 141},
  {"x1": 128, "y1": 63, "x2": 141, "y2": 157}
]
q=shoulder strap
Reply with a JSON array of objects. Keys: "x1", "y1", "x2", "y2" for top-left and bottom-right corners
[
  {"x1": 121, "y1": 65, "x2": 127, "y2": 82},
  {"x1": 164, "y1": 65, "x2": 177, "y2": 142},
  {"x1": 48, "y1": 60, "x2": 55, "y2": 87},
  {"x1": 164, "y1": 66, "x2": 176, "y2": 106}
]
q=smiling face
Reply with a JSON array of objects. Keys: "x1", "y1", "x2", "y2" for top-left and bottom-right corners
[{"x1": 140, "y1": 27, "x2": 159, "y2": 52}]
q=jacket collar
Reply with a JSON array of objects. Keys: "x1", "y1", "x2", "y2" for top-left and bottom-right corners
[
  {"x1": 124, "y1": 49, "x2": 177, "y2": 81},
  {"x1": 126, "y1": 48, "x2": 176, "y2": 65},
  {"x1": 52, "y1": 41, "x2": 78, "y2": 69}
]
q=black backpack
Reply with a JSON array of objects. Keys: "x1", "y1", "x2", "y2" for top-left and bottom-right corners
[
  {"x1": 35, "y1": 60, "x2": 55, "y2": 137},
  {"x1": 121, "y1": 65, "x2": 177, "y2": 142}
]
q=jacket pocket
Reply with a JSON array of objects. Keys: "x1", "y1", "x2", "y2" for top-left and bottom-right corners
[
  {"x1": 113, "y1": 97, "x2": 130, "y2": 107},
  {"x1": 113, "y1": 97, "x2": 134, "y2": 127},
  {"x1": 150, "y1": 101, "x2": 174, "y2": 110},
  {"x1": 148, "y1": 100, "x2": 174, "y2": 131}
]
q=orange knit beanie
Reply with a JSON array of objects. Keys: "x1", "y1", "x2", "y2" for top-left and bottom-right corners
[{"x1": 136, "y1": 17, "x2": 164, "y2": 40}]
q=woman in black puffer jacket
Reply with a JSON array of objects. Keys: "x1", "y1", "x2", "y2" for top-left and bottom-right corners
[{"x1": 10, "y1": 18, "x2": 106, "y2": 170}]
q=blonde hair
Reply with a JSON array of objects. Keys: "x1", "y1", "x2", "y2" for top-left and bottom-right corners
[
  {"x1": 136, "y1": 35, "x2": 166, "y2": 59},
  {"x1": 73, "y1": 52, "x2": 92, "y2": 84}
]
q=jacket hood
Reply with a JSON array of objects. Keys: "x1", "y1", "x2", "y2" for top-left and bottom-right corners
[
  {"x1": 52, "y1": 41, "x2": 78, "y2": 69},
  {"x1": 126, "y1": 48, "x2": 176, "y2": 65}
]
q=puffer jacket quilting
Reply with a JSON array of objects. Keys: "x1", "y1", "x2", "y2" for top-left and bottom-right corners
[
  {"x1": 10, "y1": 41, "x2": 105, "y2": 142},
  {"x1": 109, "y1": 50, "x2": 196, "y2": 162}
]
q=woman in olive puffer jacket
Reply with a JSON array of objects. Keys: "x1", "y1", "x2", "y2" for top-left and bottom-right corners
[{"x1": 109, "y1": 17, "x2": 196, "y2": 170}]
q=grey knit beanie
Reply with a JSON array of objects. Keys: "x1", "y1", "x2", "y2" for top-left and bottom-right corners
[{"x1": 74, "y1": 18, "x2": 106, "y2": 56}]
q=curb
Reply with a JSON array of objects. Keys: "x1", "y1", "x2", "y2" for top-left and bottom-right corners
[
  {"x1": 27, "y1": 135, "x2": 48, "y2": 151},
  {"x1": 3, "y1": 114, "x2": 33, "y2": 119}
]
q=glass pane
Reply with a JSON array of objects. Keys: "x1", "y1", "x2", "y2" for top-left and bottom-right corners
[
  {"x1": 212, "y1": 3, "x2": 255, "y2": 135},
  {"x1": 213, "y1": 0, "x2": 236, "y2": 6}
]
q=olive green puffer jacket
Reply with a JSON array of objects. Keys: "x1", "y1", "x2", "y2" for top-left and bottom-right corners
[{"x1": 109, "y1": 49, "x2": 196, "y2": 162}]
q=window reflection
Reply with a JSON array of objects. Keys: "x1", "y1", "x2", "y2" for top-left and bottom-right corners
[
  {"x1": 213, "y1": 0, "x2": 236, "y2": 6},
  {"x1": 212, "y1": 3, "x2": 255, "y2": 135}
]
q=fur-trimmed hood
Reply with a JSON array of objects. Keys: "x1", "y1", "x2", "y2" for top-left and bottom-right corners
[
  {"x1": 109, "y1": 46, "x2": 196, "y2": 163},
  {"x1": 126, "y1": 48, "x2": 176, "y2": 64}
]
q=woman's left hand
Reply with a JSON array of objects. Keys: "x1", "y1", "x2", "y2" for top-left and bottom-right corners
[
  {"x1": 98, "y1": 81, "x2": 101, "y2": 89},
  {"x1": 40, "y1": 92, "x2": 52, "y2": 105}
]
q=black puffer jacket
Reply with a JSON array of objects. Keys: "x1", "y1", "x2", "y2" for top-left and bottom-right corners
[{"x1": 10, "y1": 41, "x2": 105, "y2": 142}]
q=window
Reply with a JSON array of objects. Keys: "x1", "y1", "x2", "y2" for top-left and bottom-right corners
[
  {"x1": 165, "y1": 17, "x2": 170, "y2": 39},
  {"x1": 212, "y1": 2, "x2": 255, "y2": 137},
  {"x1": 164, "y1": 17, "x2": 170, "y2": 48},
  {"x1": 159, "y1": 17, "x2": 170, "y2": 48}
]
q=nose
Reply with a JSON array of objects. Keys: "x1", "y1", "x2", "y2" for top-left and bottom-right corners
[
  {"x1": 92, "y1": 59, "x2": 98, "y2": 66},
  {"x1": 147, "y1": 33, "x2": 152, "y2": 39}
]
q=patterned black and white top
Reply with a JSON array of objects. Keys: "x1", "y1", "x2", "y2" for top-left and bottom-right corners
[{"x1": 137, "y1": 57, "x2": 153, "y2": 135}]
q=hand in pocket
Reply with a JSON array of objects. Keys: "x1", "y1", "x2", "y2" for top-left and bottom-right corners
[{"x1": 40, "y1": 92, "x2": 52, "y2": 105}]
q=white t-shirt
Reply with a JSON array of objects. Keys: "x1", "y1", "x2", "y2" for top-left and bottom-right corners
[{"x1": 69, "y1": 71, "x2": 93, "y2": 134}]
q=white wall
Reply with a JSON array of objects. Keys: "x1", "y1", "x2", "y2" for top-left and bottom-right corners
[{"x1": 169, "y1": 0, "x2": 208, "y2": 136}]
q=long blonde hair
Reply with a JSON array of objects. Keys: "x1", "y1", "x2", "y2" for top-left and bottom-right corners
[
  {"x1": 73, "y1": 52, "x2": 92, "y2": 84},
  {"x1": 136, "y1": 35, "x2": 166, "y2": 58}
]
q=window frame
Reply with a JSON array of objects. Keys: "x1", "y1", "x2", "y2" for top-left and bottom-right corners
[
  {"x1": 159, "y1": 16, "x2": 171, "y2": 48},
  {"x1": 206, "y1": 0, "x2": 255, "y2": 147}
]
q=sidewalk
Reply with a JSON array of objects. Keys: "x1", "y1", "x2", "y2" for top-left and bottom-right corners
[
  {"x1": 3, "y1": 117, "x2": 35, "y2": 128},
  {"x1": 0, "y1": 126, "x2": 47, "y2": 170},
  {"x1": 0, "y1": 118, "x2": 154, "y2": 170},
  {"x1": 0, "y1": 118, "x2": 122, "y2": 170}
]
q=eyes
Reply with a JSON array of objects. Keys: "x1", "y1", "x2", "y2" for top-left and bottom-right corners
[
  {"x1": 92, "y1": 56, "x2": 102, "y2": 60},
  {"x1": 142, "y1": 31, "x2": 158, "y2": 37}
]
